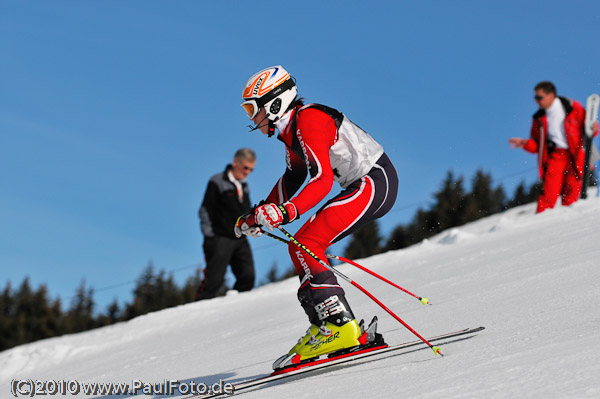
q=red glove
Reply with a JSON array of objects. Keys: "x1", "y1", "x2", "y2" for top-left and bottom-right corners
[
  {"x1": 254, "y1": 201, "x2": 298, "y2": 231},
  {"x1": 234, "y1": 212, "x2": 263, "y2": 238}
]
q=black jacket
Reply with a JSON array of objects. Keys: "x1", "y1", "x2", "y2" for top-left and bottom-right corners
[{"x1": 198, "y1": 165, "x2": 252, "y2": 239}]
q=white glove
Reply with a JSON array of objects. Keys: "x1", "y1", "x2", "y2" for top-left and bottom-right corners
[
  {"x1": 234, "y1": 213, "x2": 263, "y2": 238},
  {"x1": 254, "y1": 201, "x2": 298, "y2": 231}
]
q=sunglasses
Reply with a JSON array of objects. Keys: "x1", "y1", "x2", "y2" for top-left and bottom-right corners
[
  {"x1": 534, "y1": 95, "x2": 545, "y2": 101},
  {"x1": 235, "y1": 163, "x2": 254, "y2": 172}
]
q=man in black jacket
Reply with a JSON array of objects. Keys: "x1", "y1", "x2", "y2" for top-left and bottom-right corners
[{"x1": 196, "y1": 148, "x2": 257, "y2": 300}]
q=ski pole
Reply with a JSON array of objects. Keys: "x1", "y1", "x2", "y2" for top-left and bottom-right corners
[
  {"x1": 262, "y1": 230, "x2": 289, "y2": 245},
  {"x1": 261, "y1": 230, "x2": 430, "y2": 305},
  {"x1": 276, "y1": 226, "x2": 443, "y2": 356},
  {"x1": 326, "y1": 254, "x2": 430, "y2": 306}
]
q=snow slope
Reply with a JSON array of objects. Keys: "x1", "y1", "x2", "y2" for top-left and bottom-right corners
[{"x1": 2, "y1": 198, "x2": 600, "y2": 399}]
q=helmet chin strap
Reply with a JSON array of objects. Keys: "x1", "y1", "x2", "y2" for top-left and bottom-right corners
[{"x1": 246, "y1": 114, "x2": 276, "y2": 137}]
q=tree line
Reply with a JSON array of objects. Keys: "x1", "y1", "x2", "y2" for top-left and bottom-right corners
[
  {"x1": 344, "y1": 169, "x2": 541, "y2": 259},
  {"x1": 0, "y1": 265, "x2": 202, "y2": 352},
  {"x1": 1, "y1": 168, "x2": 541, "y2": 352}
]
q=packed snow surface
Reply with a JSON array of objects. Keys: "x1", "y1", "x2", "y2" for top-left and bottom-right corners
[{"x1": 2, "y1": 198, "x2": 600, "y2": 398}]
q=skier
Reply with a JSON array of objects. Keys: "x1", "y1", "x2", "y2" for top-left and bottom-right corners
[
  {"x1": 234, "y1": 65, "x2": 399, "y2": 369},
  {"x1": 509, "y1": 81, "x2": 599, "y2": 212}
]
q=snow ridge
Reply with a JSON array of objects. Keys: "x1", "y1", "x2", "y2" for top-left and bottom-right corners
[{"x1": 2, "y1": 199, "x2": 600, "y2": 399}]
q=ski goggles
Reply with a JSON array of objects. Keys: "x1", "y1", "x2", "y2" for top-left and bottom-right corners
[
  {"x1": 241, "y1": 99, "x2": 260, "y2": 119},
  {"x1": 240, "y1": 78, "x2": 296, "y2": 120}
]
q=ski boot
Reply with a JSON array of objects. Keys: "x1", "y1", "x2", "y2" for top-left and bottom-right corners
[{"x1": 272, "y1": 295, "x2": 386, "y2": 370}]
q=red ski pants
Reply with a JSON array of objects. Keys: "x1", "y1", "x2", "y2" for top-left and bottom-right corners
[
  {"x1": 288, "y1": 154, "x2": 398, "y2": 281},
  {"x1": 537, "y1": 149, "x2": 582, "y2": 213}
]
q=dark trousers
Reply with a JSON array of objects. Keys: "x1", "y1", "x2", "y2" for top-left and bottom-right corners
[{"x1": 196, "y1": 236, "x2": 255, "y2": 300}]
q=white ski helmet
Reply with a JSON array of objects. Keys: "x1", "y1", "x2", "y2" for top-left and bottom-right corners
[{"x1": 241, "y1": 65, "x2": 297, "y2": 122}]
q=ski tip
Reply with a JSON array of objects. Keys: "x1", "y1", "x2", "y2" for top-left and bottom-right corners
[
  {"x1": 432, "y1": 346, "x2": 443, "y2": 356},
  {"x1": 420, "y1": 297, "x2": 430, "y2": 305}
]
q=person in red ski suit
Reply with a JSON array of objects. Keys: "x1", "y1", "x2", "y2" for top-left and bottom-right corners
[
  {"x1": 235, "y1": 66, "x2": 398, "y2": 368},
  {"x1": 509, "y1": 81, "x2": 599, "y2": 213}
]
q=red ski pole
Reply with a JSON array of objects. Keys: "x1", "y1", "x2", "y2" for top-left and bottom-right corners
[
  {"x1": 276, "y1": 226, "x2": 443, "y2": 356},
  {"x1": 325, "y1": 254, "x2": 430, "y2": 306},
  {"x1": 262, "y1": 230, "x2": 430, "y2": 305}
]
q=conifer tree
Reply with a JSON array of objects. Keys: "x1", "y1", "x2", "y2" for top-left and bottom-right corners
[
  {"x1": 506, "y1": 180, "x2": 542, "y2": 209},
  {"x1": 344, "y1": 221, "x2": 382, "y2": 259},
  {"x1": 383, "y1": 224, "x2": 410, "y2": 251},
  {"x1": 30, "y1": 284, "x2": 57, "y2": 343},
  {"x1": 14, "y1": 278, "x2": 33, "y2": 345},
  {"x1": 506, "y1": 181, "x2": 528, "y2": 208},
  {"x1": 428, "y1": 171, "x2": 468, "y2": 233},
  {"x1": 181, "y1": 267, "x2": 203, "y2": 302},
  {"x1": 153, "y1": 269, "x2": 181, "y2": 310},
  {"x1": 0, "y1": 282, "x2": 15, "y2": 351},
  {"x1": 97, "y1": 299, "x2": 122, "y2": 327},
  {"x1": 64, "y1": 280, "x2": 96, "y2": 333},
  {"x1": 464, "y1": 169, "x2": 506, "y2": 221}
]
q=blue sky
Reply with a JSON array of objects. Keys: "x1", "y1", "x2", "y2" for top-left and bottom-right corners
[{"x1": 2, "y1": 1, "x2": 599, "y2": 311}]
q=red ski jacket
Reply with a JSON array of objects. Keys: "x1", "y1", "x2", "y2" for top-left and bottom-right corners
[
  {"x1": 523, "y1": 97, "x2": 590, "y2": 179},
  {"x1": 265, "y1": 104, "x2": 383, "y2": 215},
  {"x1": 266, "y1": 106, "x2": 336, "y2": 215}
]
